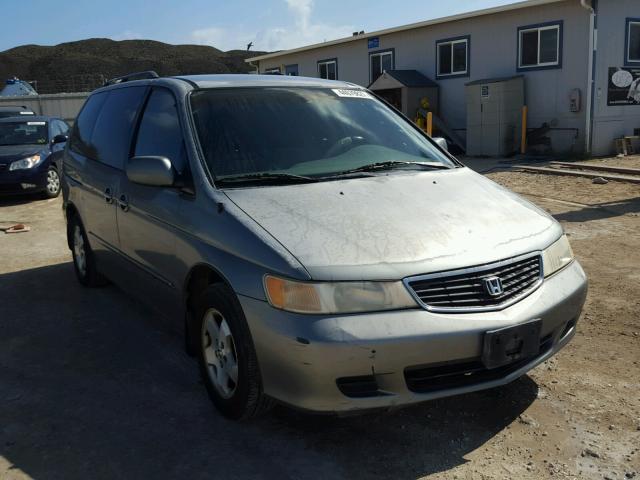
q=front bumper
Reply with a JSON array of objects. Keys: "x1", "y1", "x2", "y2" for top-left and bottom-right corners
[
  {"x1": 239, "y1": 260, "x2": 588, "y2": 413},
  {"x1": 0, "y1": 167, "x2": 48, "y2": 195}
]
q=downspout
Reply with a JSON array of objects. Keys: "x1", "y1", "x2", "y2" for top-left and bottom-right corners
[
  {"x1": 580, "y1": 0, "x2": 597, "y2": 156},
  {"x1": 248, "y1": 60, "x2": 260, "y2": 74}
]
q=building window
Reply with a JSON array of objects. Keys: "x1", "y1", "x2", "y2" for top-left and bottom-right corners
[
  {"x1": 317, "y1": 59, "x2": 338, "y2": 80},
  {"x1": 369, "y1": 49, "x2": 394, "y2": 84},
  {"x1": 436, "y1": 36, "x2": 470, "y2": 78},
  {"x1": 264, "y1": 67, "x2": 281, "y2": 75},
  {"x1": 626, "y1": 18, "x2": 640, "y2": 65},
  {"x1": 517, "y1": 21, "x2": 563, "y2": 70},
  {"x1": 285, "y1": 64, "x2": 299, "y2": 76}
]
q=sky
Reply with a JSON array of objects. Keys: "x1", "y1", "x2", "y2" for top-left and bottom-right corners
[{"x1": 2, "y1": 0, "x2": 519, "y2": 53}]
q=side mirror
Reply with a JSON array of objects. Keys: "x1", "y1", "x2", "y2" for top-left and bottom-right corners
[
  {"x1": 433, "y1": 137, "x2": 448, "y2": 152},
  {"x1": 126, "y1": 156, "x2": 175, "y2": 187},
  {"x1": 52, "y1": 134, "x2": 68, "y2": 144}
]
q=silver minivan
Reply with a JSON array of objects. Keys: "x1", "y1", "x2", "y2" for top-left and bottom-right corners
[{"x1": 62, "y1": 74, "x2": 587, "y2": 419}]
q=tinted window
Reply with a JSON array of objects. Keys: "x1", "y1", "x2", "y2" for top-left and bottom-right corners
[
  {"x1": 539, "y1": 28, "x2": 559, "y2": 63},
  {"x1": 318, "y1": 61, "x2": 337, "y2": 80},
  {"x1": 519, "y1": 23, "x2": 561, "y2": 68},
  {"x1": 629, "y1": 21, "x2": 640, "y2": 62},
  {"x1": 453, "y1": 42, "x2": 467, "y2": 72},
  {"x1": 134, "y1": 88, "x2": 186, "y2": 172},
  {"x1": 90, "y1": 87, "x2": 146, "y2": 169},
  {"x1": 520, "y1": 30, "x2": 539, "y2": 66},
  {"x1": 438, "y1": 43, "x2": 452, "y2": 75},
  {"x1": 69, "y1": 91, "x2": 108, "y2": 157}
]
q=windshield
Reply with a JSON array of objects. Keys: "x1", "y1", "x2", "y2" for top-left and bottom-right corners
[
  {"x1": 190, "y1": 87, "x2": 455, "y2": 183},
  {"x1": 0, "y1": 121, "x2": 48, "y2": 146}
]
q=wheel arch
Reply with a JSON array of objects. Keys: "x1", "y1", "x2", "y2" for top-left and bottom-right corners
[
  {"x1": 64, "y1": 201, "x2": 81, "y2": 250},
  {"x1": 183, "y1": 262, "x2": 236, "y2": 356}
]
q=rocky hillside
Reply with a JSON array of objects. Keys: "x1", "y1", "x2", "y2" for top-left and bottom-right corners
[{"x1": 0, "y1": 38, "x2": 265, "y2": 94}]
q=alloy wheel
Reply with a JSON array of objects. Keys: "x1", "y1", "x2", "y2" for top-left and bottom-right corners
[
  {"x1": 46, "y1": 169, "x2": 60, "y2": 195},
  {"x1": 202, "y1": 308, "x2": 239, "y2": 399}
]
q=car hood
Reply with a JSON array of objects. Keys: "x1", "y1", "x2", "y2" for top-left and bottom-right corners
[
  {"x1": 0, "y1": 145, "x2": 45, "y2": 165},
  {"x1": 224, "y1": 167, "x2": 562, "y2": 281}
]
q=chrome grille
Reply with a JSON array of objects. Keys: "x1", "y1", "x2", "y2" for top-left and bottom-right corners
[{"x1": 405, "y1": 253, "x2": 543, "y2": 312}]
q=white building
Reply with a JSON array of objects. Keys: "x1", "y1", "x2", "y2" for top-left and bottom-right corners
[{"x1": 247, "y1": 0, "x2": 640, "y2": 157}]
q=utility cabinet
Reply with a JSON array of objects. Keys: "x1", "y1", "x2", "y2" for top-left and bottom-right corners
[{"x1": 466, "y1": 76, "x2": 524, "y2": 156}]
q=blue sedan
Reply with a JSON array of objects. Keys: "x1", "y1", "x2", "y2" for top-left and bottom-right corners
[{"x1": 0, "y1": 116, "x2": 70, "y2": 198}]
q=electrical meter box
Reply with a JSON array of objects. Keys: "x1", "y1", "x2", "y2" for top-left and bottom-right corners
[{"x1": 465, "y1": 76, "x2": 524, "y2": 156}]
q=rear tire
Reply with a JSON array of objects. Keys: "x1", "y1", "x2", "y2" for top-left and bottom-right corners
[
  {"x1": 69, "y1": 214, "x2": 108, "y2": 287},
  {"x1": 195, "y1": 284, "x2": 273, "y2": 420}
]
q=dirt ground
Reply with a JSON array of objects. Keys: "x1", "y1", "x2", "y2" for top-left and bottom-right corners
[{"x1": 0, "y1": 160, "x2": 638, "y2": 480}]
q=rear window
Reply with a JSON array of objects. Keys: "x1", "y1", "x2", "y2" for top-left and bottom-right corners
[
  {"x1": 90, "y1": 87, "x2": 146, "y2": 169},
  {"x1": 69, "y1": 92, "x2": 108, "y2": 158}
]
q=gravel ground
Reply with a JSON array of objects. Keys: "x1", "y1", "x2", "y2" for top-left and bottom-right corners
[{"x1": 0, "y1": 165, "x2": 638, "y2": 480}]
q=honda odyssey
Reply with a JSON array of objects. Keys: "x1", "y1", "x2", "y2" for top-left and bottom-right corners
[{"x1": 62, "y1": 73, "x2": 587, "y2": 419}]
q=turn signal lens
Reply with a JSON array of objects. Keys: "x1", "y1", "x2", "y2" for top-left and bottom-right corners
[
  {"x1": 264, "y1": 275, "x2": 418, "y2": 314},
  {"x1": 264, "y1": 276, "x2": 322, "y2": 313}
]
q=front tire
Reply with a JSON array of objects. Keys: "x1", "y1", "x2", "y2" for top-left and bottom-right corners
[
  {"x1": 43, "y1": 166, "x2": 61, "y2": 198},
  {"x1": 196, "y1": 284, "x2": 273, "y2": 420}
]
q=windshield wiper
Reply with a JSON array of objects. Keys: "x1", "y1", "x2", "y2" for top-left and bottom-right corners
[
  {"x1": 215, "y1": 172, "x2": 319, "y2": 187},
  {"x1": 330, "y1": 161, "x2": 450, "y2": 177}
]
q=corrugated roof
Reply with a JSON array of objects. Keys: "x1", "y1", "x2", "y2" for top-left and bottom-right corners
[{"x1": 246, "y1": 0, "x2": 568, "y2": 63}]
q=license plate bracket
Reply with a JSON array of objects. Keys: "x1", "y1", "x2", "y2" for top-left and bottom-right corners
[{"x1": 482, "y1": 319, "x2": 542, "y2": 370}]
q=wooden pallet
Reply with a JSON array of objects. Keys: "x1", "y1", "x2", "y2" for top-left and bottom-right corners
[
  {"x1": 549, "y1": 161, "x2": 640, "y2": 176},
  {"x1": 515, "y1": 165, "x2": 640, "y2": 184}
]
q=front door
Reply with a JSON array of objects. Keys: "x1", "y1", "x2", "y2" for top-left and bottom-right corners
[{"x1": 116, "y1": 87, "x2": 190, "y2": 322}]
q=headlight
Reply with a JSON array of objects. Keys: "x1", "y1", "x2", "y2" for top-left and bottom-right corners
[
  {"x1": 542, "y1": 235, "x2": 574, "y2": 277},
  {"x1": 9, "y1": 154, "x2": 41, "y2": 171},
  {"x1": 264, "y1": 275, "x2": 418, "y2": 314}
]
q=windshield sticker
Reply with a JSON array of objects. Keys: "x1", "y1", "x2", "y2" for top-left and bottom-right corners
[
  {"x1": 27, "y1": 121, "x2": 46, "y2": 126},
  {"x1": 332, "y1": 89, "x2": 373, "y2": 99}
]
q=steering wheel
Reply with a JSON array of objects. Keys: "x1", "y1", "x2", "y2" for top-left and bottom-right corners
[{"x1": 325, "y1": 136, "x2": 366, "y2": 158}]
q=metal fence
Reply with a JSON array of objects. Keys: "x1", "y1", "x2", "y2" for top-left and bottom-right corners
[
  {"x1": 26, "y1": 74, "x2": 107, "y2": 95},
  {"x1": 0, "y1": 92, "x2": 89, "y2": 124}
]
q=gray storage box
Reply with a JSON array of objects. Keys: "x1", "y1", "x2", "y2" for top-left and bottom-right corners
[{"x1": 466, "y1": 76, "x2": 524, "y2": 157}]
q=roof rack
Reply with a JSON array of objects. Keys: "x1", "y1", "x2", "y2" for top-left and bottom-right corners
[
  {"x1": 103, "y1": 70, "x2": 159, "y2": 86},
  {"x1": 0, "y1": 105, "x2": 29, "y2": 109}
]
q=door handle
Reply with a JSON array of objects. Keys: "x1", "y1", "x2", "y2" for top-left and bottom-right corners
[
  {"x1": 118, "y1": 194, "x2": 130, "y2": 212},
  {"x1": 104, "y1": 187, "x2": 114, "y2": 204}
]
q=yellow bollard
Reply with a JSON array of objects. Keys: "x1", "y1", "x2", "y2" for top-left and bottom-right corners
[
  {"x1": 426, "y1": 111, "x2": 433, "y2": 137},
  {"x1": 521, "y1": 106, "x2": 528, "y2": 154}
]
